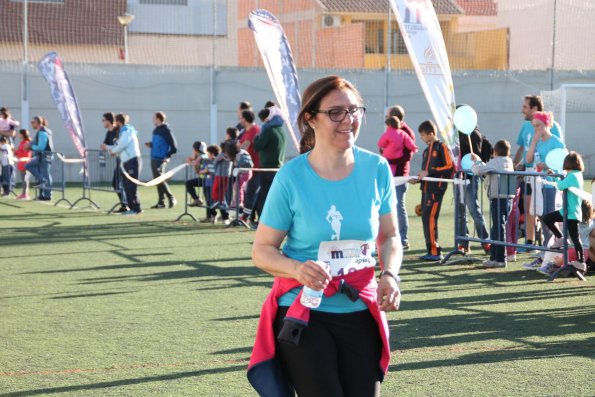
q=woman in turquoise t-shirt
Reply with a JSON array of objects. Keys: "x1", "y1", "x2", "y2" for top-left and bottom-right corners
[
  {"x1": 542, "y1": 151, "x2": 586, "y2": 272},
  {"x1": 526, "y1": 111, "x2": 566, "y2": 246},
  {"x1": 250, "y1": 76, "x2": 402, "y2": 397}
]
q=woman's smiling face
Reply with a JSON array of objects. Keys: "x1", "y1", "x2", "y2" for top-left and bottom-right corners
[{"x1": 308, "y1": 88, "x2": 363, "y2": 152}]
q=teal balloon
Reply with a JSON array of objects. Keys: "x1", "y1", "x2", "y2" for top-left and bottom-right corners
[
  {"x1": 453, "y1": 105, "x2": 478, "y2": 135},
  {"x1": 545, "y1": 148, "x2": 568, "y2": 171},
  {"x1": 461, "y1": 153, "x2": 474, "y2": 174}
]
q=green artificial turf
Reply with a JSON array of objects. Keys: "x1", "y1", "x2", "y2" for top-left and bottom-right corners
[{"x1": 0, "y1": 183, "x2": 593, "y2": 396}]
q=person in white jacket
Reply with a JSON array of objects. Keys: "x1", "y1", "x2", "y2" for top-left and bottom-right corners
[{"x1": 110, "y1": 113, "x2": 142, "y2": 215}]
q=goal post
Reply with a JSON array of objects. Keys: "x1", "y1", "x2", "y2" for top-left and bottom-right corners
[{"x1": 542, "y1": 83, "x2": 595, "y2": 134}]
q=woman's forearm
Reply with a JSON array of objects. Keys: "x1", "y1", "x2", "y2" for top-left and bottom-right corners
[
  {"x1": 252, "y1": 243, "x2": 301, "y2": 279},
  {"x1": 378, "y1": 235, "x2": 402, "y2": 275}
]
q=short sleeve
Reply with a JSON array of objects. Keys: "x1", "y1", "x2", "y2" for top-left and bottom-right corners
[
  {"x1": 260, "y1": 173, "x2": 294, "y2": 232},
  {"x1": 378, "y1": 159, "x2": 397, "y2": 215}
]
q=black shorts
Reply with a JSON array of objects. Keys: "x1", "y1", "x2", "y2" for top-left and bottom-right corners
[{"x1": 274, "y1": 306, "x2": 382, "y2": 397}]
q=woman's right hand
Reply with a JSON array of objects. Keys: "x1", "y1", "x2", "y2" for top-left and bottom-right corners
[{"x1": 294, "y1": 260, "x2": 331, "y2": 291}]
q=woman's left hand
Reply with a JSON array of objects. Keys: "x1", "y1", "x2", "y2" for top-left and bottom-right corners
[{"x1": 377, "y1": 275, "x2": 400, "y2": 311}]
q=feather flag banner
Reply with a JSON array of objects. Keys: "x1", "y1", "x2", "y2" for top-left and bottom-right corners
[
  {"x1": 390, "y1": 0, "x2": 457, "y2": 149},
  {"x1": 248, "y1": 9, "x2": 301, "y2": 152},
  {"x1": 38, "y1": 52, "x2": 87, "y2": 157}
]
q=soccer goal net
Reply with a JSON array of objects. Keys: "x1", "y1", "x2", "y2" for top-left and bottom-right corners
[{"x1": 541, "y1": 84, "x2": 595, "y2": 134}]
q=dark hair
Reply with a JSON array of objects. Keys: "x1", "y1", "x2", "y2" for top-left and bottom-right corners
[
  {"x1": 387, "y1": 105, "x2": 405, "y2": 121},
  {"x1": 102, "y1": 112, "x2": 114, "y2": 124},
  {"x1": 524, "y1": 95, "x2": 544, "y2": 112},
  {"x1": 297, "y1": 75, "x2": 363, "y2": 153},
  {"x1": 0, "y1": 136, "x2": 6, "y2": 143},
  {"x1": 115, "y1": 113, "x2": 129, "y2": 125},
  {"x1": 19, "y1": 128, "x2": 31, "y2": 141},
  {"x1": 241, "y1": 110, "x2": 255, "y2": 124},
  {"x1": 226, "y1": 127, "x2": 238, "y2": 140},
  {"x1": 32, "y1": 116, "x2": 47, "y2": 127},
  {"x1": 258, "y1": 108, "x2": 270, "y2": 122},
  {"x1": 494, "y1": 140, "x2": 511, "y2": 157},
  {"x1": 581, "y1": 199, "x2": 593, "y2": 224},
  {"x1": 562, "y1": 151, "x2": 584, "y2": 172},
  {"x1": 264, "y1": 100, "x2": 276, "y2": 108},
  {"x1": 418, "y1": 120, "x2": 437, "y2": 135},
  {"x1": 206, "y1": 144, "x2": 220, "y2": 156},
  {"x1": 385, "y1": 116, "x2": 402, "y2": 130},
  {"x1": 0, "y1": 107, "x2": 10, "y2": 118},
  {"x1": 239, "y1": 101, "x2": 252, "y2": 110},
  {"x1": 154, "y1": 111, "x2": 166, "y2": 123},
  {"x1": 192, "y1": 140, "x2": 205, "y2": 152},
  {"x1": 223, "y1": 140, "x2": 239, "y2": 159}
]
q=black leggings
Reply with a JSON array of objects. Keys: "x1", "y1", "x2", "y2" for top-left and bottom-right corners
[
  {"x1": 274, "y1": 307, "x2": 382, "y2": 397},
  {"x1": 542, "y1": 211, "x2": 583, "y2": 262}
]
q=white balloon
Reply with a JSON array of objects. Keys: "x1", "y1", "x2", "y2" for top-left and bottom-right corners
[{"x1": 453, "y1": 105, "x2": 478, "y2": 135}]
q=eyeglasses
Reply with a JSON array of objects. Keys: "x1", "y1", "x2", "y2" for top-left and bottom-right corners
[{"x1": 313, "y1": 106, "x2": 366, "y2": 122}]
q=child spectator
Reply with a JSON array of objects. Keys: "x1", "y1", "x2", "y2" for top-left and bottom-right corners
[
  {"x1": 534, "y1": 200, "x2": 593, "y2": 275},
  {"x1": 541, "y1": 151, "x2": 587, "y2": 272},
  {"x1": 198, "y1": 144, "x2": 219, "y2": 222},
  {"x1": 14, "y1": 129, "x2": 32, "y2": 200},
  {"x1": 224, "y1": 141, "x2": 254, "y2": 211},
  {"x1": 0, "y1": 136, "x2": 15, "y2": 196},
  {"x1": 0, "y1": 107, "x2": 19, "y2": 144},
  {"x1": 186, "y1": 141, "x2": 207, "y2": 207},
  {"x1": 210, "y1": 141, "x2": 232, "y2": 224},
  {"x1": 471, "y1": 140, "x2": 516, "y2": 268},
  {"x1": 410, "y1": 120, "x2": 455, "y2": 261},
  {"x1": 378, "y1": 115, "x2": 418, "y2": 249}
]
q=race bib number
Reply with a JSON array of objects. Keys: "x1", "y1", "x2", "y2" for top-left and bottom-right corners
[{"x1": 318, "y1": 240, "x2": 376, "y2": 277}]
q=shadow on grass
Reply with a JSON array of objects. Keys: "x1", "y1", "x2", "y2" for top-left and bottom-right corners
[
  {"x1": 0, "y1": 364, "x2": 246, "y2": 397},
  {"x1": 391, "y1": 338, "x2": 595, "y2": 372},
  {"x1": 70, "y1": 262, "x2": 265, "y2": 285},
  {"x1": 209, "y1": 346, "x2": 252, "y2": 355},
  {"x1": 212, "y1": 314, "x2": 260, "y2": 322},
  {"x1": 49, "y1": 291, "x2": 135, "y2": 299}
]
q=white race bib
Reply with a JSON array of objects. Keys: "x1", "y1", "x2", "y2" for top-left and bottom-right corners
[{"x1": 318, "y1": 240, "x2": 376, "y2": 277}]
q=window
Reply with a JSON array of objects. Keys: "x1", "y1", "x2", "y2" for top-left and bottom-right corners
[
  {"x1": 127, "y1": 0, "x2": 227, "y2": 36},
  {"x1": 390, "y1": 23, "x2": 408, "y2": 55},
  {"x1": 353, "y1": 20, "x2": 384, "y2": 54}
]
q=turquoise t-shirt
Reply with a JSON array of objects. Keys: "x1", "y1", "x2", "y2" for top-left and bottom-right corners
[
  {"x1": 535, "y1": 135, "x2": 566, "y2": 188},
  {"x1": 516, "y1": 120, "x2": 563, "y2": 166},
  {"x1": 557, "y1": 170, "x2": 583, "y2": 220},
  {"x1": 261, "y1": 146, "x2": 396, "y2": 313}
]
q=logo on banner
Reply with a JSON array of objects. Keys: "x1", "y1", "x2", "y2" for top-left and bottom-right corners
[{"x1": 400, "y1": 1, "x2": 429, "y2": 35}]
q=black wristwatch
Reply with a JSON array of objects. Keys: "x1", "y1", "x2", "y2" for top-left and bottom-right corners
[{"x1": 379, "y1": 270, "x2": 400, "y2": 285}]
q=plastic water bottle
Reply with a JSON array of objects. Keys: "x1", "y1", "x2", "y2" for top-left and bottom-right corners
[
  {"x1": 534, "y1": 151, "x2": 541, "y2": 171},
  {"x1": 300, "y1": 286, "x2": 323, "y2": 308},
  {"x1": 300, "y1": 261, "x2": 329, "y2": 308}
]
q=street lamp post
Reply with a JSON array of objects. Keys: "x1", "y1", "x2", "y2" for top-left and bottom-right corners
[
  {"x1": 21, "y1": 0, "x2": 29, "y2": 125},
  {"x1": 118, "y1": 13, "x2": 135, "y2": 64}
]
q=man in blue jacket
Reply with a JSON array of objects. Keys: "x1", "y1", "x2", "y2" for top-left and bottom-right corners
[{"x1": 145, "y1": 111, "x2": 178, "y2": 208}]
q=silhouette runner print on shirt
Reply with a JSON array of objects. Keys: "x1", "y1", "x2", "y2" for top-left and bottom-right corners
[{"x1": 326, "y1": 205, "x2": 343, "y2": 240}]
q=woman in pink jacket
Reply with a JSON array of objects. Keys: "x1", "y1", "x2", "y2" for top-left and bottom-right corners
[{"x1": 378, "y1": 115, "x2": 418, "y2": 249}]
